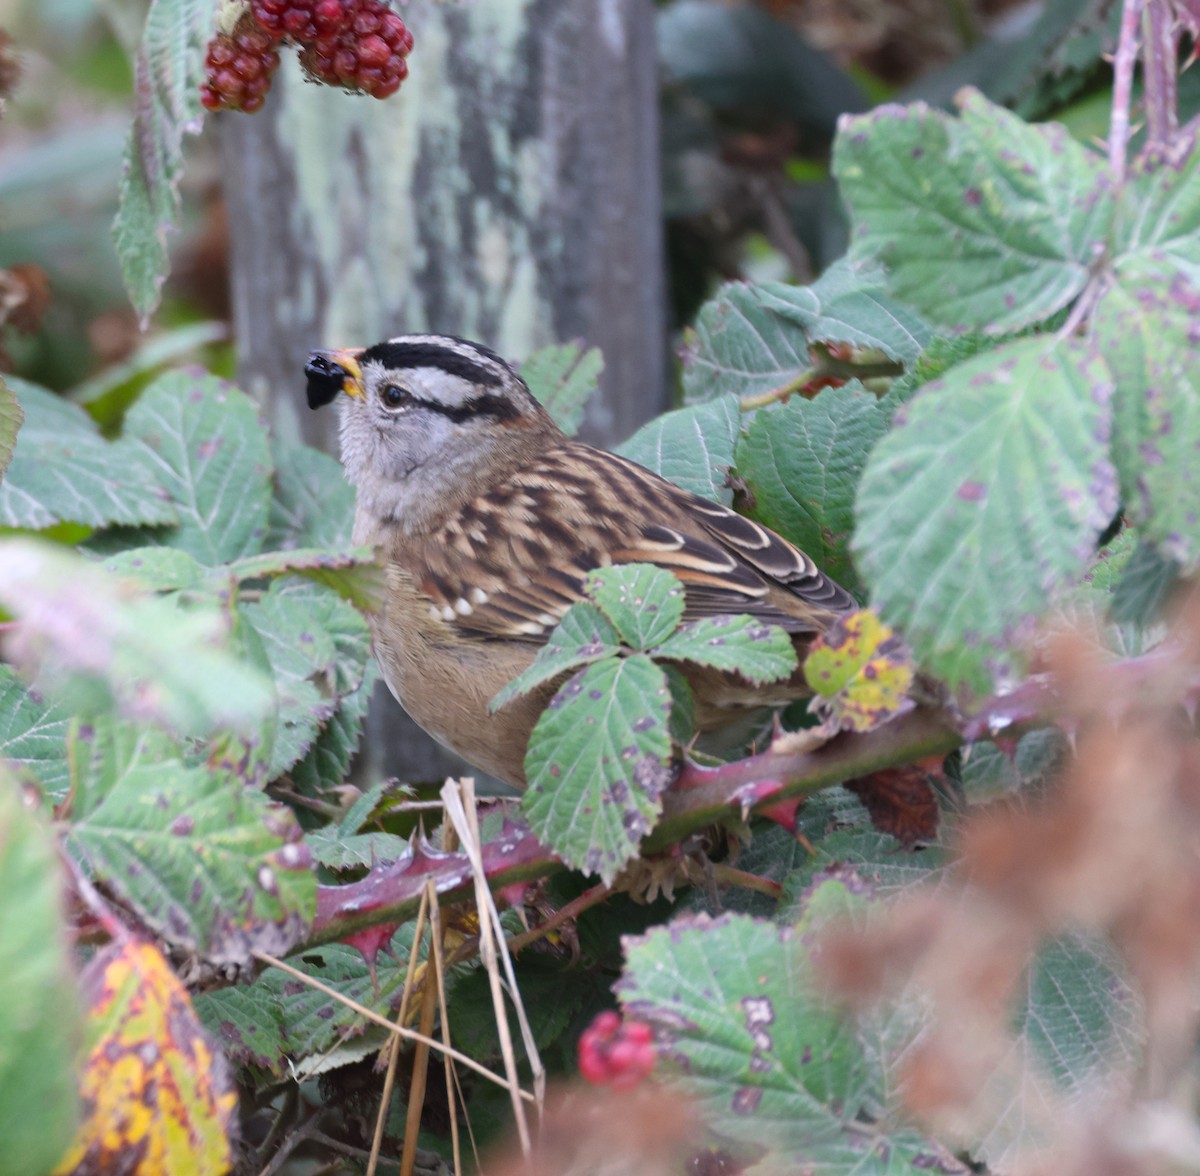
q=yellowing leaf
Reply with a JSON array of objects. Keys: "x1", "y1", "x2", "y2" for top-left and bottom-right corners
[
  {"x1": 804, "y1": 609, "x2": 914, "y2": 732},
  {"x1": 54, "y1": 940, "x2": 235, "y2": 1176}
]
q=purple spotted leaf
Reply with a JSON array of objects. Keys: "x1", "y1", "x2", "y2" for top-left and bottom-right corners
[
  {"x1": 585, "y1": 563, "x2": 686, "y2": 651},
  {"x1": 64, "y1": 719, "x2": 315, "y2": 966},
  {"x1": 854, "y1": 335, "x2": 1117, "y2": 701},
  {"x1": 121, "y1": 370, "x2": 272, "y2": 566},
  {"x1": 834, "y1": 88, "x2": 1113, "y2": 332},
  {"x1": 617, "y1": 885, "x2": 967, "y2": 1171},
  {"x1": 1097, "y1": 257, "x2": 1200, "y2": 570},
  {"x1": 653, "y1": 614, "x2": 797, "y2": 685},
  {"x1": 242, "y1": 579, "x2": 372, "y2": 780},
  {"x1": 491, "y1": 603, "x2": 622, "y2": 711},
  {"x1": 522, "y1": 654, "x2": 673, "y2": 883}
]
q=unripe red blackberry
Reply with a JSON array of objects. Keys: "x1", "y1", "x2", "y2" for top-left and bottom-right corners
[{"x1": 199, "y1": 13, "x2": 282, "y2": 113}]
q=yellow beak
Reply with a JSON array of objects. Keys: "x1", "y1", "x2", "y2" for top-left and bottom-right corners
[{"x1": 305, "y1": 348, "x2": 365, "y2": 408}]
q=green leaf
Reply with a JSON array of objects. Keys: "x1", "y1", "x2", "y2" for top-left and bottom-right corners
[
  {"x1": 196, "y1": 935, "x2": 418, "y2": 1075},
  {"x1": 683, "y1": 262, "x2": 929, "y2": 405},
  {"x1": 854, "y1": 336, "x2": 1117, "y2": 700},
  {"x1": 957, "y1": 729, "x2": 1068, "y2": 804},
  {"x1": 225, "y1": 547, "x2": 385, "y2": 612},
  {"x1": 66, "y1": 742, "x2": 315, "y2": 965},
  {"x1": 519, "y1": 341, "x2": 603, "y2": 436},
  {"x1": 0, "y1": 378, "x2": 177, "y2": 531},
  {"x1": 975, "y1": 932, "x2": 1141, "y2": 1170},
  {"x1": 100, "y1": 546, "x2": 207, "y2": 592},
  {"x1": 243, "y1": 579, "x2": 372, "y2": 779},
  {"x1": 290, "y1": 661, "x2": 380, "y2": 797},
  {"x1": 0, "y1": 668, "x2": 73, "y2": 804},
  {"x1": 758, "y1": 260, "x2": 932, "y2": 363},
  {"x1": 491, "y1": 603, "x2": 622, "y2": 710},
  {"x1": 523, "y1": 655, "x2": 674, "y2": 883},
  {"x1": 654, "y1": 615, "x2": 798, "y2": 685},
  {"x1": 0, "y1": 539, "x2": 274, "y2": 736},
  {"x1": 266, "y1": 440, "x2": 355, "y2": 551},
  {"x1": 585, "y1": 564, "x2": 685, "y2": 650},
  {"x1": 1097, "y1": 257, "x2": 1200, "y2": 569},
  {"x1": 1111, "y1": 540, "x2": 1179, "y2": 627},
  {"x1": 1115, "y1": 125, "x2": 1200, "y2": 282},
  {"x1": 736, "y1": 381, "x2": 890, "y2": 593},
  {"x1": 0, "y1": 376, "x2": 21, "y2": 482},
  {"x1": 834, "y1": 88, "x2": 1113, "y2": 332},
  {"x1": 0, "y1": 769, "x2": 82, "y2": 1174},
  {"x1": 121, "y1": 370, "x2": 273, "y2": 565},
  {"x1": 112, "y1": 0, "x2": 219, "y2": 322},
  {"x1": 616, "y1": 393, "x2": 740, "y2": 503},
  {"x1": 618, "y1": 901, "x2": 963, "y2": 1172}
]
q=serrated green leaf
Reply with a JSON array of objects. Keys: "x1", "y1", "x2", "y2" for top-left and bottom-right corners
[
  {"x1": 804, "y1": 611, "x2": 914, "y2": 732},
  {"x1": 834, "y1": 88, "x2": 1113, "y2": 332},
  {"x1": 0, "y1": 378, "x2": 177, "y2": 531},
  {"x1": 225, "y1": 546, "x2": 385, "y2": 612},
  {"x1": 491, "y1": 603, "x2": 622, "y2": 710},
  {"x1": 243, "y1": 579, "x2": 371, "y2": 779},
  {"x1": 585, "y1": 564, "x2": 685, "y2": 650},
  {"x1": 122, "y1": 370, "x2": 272, "y2": 565},
  {"x1": 736, "y1": 382, "x2": 889, "y2": 593},
  {"x1": 1110, "y1": 540, "x2": 1179, "y2": 628},
  {"x1": 1097, "y1": 257, "x2": 1200, "y2": 569},
  {"x1": 0, "y1": 376, "x2": 21, "y2": 482},
  {"x1": 266, "y1": 440, "x2": 356, "y2": 551},
  {"x1": 617, "y1": 904, "x2": 962, "y2": 1172},
  {"x1": 518, "y1": 342, "x2": 603, "y2": 436},
  {"x1": 1115, "y1": 124, "x2": 1200, "y2": 282},
  {"x1": 616, "y1": 393, "x2": 740, "y2": 503},
  {"x1": 975, "y1": 931, "x2": 1141, "y2": 1171},
  {"x1": 854, "y1": 336, "x2": 1117, "y2": 700},
  {"x1": 100, "y1": 546, "x2": 207, "y2": 591},
  {"x1": 654, "y1": 615, "x2": 798, "y2": 684},
  {"x1": 196, "y1": 935, "x2": 417, "y2": 1075},
  {"x1": 523, "y1": 655, "x2": 673, "y2": 883},
  {"x1": 683, "y1": 262, "x2": 928, "y2": 403},
  {"x1": 0, "y1": 539, "x2": 273, "y2": 736},
  {"x1": 0, "y1": 769, "x2": 82, "y2": 1174},
  {"x1": 1080, "y1": 527, "x2": 1136, "y2": 595},
  {"x1": 958, "y1": 728, "x2": 1069, "y2": 803},
  {"x1": 112, "y1": 0, "x2": 219, "y2": 321},
  {"x1": 65, "y1": 747, "x2": 315, "y2": 965},
  {"x1": 290, "y1": 661, "x2": 380, "y2": 797},
  {"x1": 0, "y1": 667, "x2": 73, "y2": 803}
]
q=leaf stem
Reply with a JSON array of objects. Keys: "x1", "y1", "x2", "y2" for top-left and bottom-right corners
[
  {"x1": 738, "y1": 356, "x2": 905, "y2": 411},
  {"x1": 1110, "y1": 0, "x2": 1147, "y2": 184},
  {"x1": 1141, "y1": 0, "x2": 1179, "y2": 152}
]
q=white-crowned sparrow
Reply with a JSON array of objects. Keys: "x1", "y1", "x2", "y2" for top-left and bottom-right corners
[{"x1": 305, "y1": 333, "x2": 854, "y2": 785}]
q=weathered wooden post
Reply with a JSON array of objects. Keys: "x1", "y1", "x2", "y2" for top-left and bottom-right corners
[{"x1": 220, "y1": 0, "x2": 666, "y2": 780}]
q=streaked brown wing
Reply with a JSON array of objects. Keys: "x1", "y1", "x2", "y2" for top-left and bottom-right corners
[{"x1": 408, "y1": 443, "x2": 852, "y2": 642}]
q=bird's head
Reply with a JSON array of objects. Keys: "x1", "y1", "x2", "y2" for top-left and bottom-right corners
[{"x1": 306, "y1": 333, "x2": 558, "y2": 533}]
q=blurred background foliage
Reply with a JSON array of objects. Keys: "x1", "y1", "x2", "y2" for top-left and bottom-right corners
[{"x1": 0, "y1": 0, "x2": 1193, "y2": 406}]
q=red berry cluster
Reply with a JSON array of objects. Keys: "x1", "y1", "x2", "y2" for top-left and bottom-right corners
[
  {"x1": 577, "y1": 1011, "x2": 656, "y2": 1091},
  {"x1": 200, "y1": 18, "x2": 281, "y2": 113},
  {"x1": 200, "y1": 0, "x2": 413, "y2": 114}
]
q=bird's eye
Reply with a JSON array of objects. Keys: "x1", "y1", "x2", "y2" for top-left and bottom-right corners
[{"x1": 379, "y1": 384, "x2": 412, "y2": 410}]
